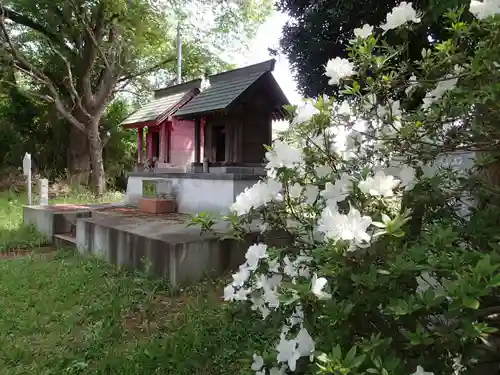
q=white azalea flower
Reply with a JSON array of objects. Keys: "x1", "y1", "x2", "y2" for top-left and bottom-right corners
[
  {"x1": 287, "y1": 305, "x2": 304, "y2": 327},
  {"x1": 359, "y1": 170, "x2": 400, "y2": 197},
  {"x1": 315, "y1": 165, "x2": 333, "y2": 178},
  {"x1": 292, "y1": 101, "x2": 319, "y2": 126},
  {"x1": 399, "y1": 165, "x2": 417, "y2": 191},
  {"x1": 267, "y1": 258, "x2": 280, "y2": 273},
  {"x1": 354, "y1": 24, "x2": 374, "y2": 38},
  {"x1": 223, "y1": 284, "x2": 235, "y2": 301},
  {"x1": 251, "y1": 295, "x2": 271, "y2": 319},
  {"x1": 289, "y1": 183, "x2": 303, "y2": 198},
  {"x1": 245, "y1": 243, "x2": 268, "y2": 270},
  {"x1": 422, "y1": 74, "x2": 458, "y2": 110},
  {"x1": 252, "y1": 353, "x2": 264, "y2": 371},
  {"x1": 320, "y1": 173, "x2": 351, "y2": 206},
  {"x1": 283, "y1": 255, "x2": 297, "y2": 277},
  {"x1": 324, "y1": 57, "x2": 356, "y2": 85},
  {"x1": 311, "y1": 273, "x2": 331, "y2": 299},
  {"x1": 411, "y1": 365, "x2": 434, "y2": 375},
  {"x1": 406, "y1": 74, "x2": 418, "y2": 95},
  {"x1": 469, "y1": 0, "x2": 500, "y2": 19},
  {"x1": 276, "y1": 327, "x2": 315, "y2": 371},
  {"x1": 232, "y1": 264, "x2": 250, "y2": 287},
  {"x1": 266, "y1": 140, "x2": 303, "y2": 170},
  {"x1": 377, "y1": 100, "x2": 402, "y2": 119},
  {"x1": 296, "y1": 327, "x2": 315, "y2": 358},
  {"x1": 234, "y1": 287, "x2": 251, "y2": 301},
  {"x1": 337, "y1": 101, "x2": 352, "y2": 116},
  {"x1": 230, "y1": 179, "x2": 282, "y2": 216},
  {"x1": 298, "y1": 265, "x2": 311, "y2": 279},
  {"x1": 380, "y1": 1, "x2": 421, "y2": 31},
  {"x1": 304, "y1": 184, "x2": 319, "y2": 205},
  {"x1": 318, "y1": 206, "x2": 372, "y2": 245},
  {"x1": 264, "y1": 288, "x2": 280, "y2": 309},
  {"x1": 276, "y1": 334, "x2": 300, "y2": 371}
]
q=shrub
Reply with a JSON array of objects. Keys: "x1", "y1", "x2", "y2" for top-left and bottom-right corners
[{"x1": 194, "y1": 2, "x2": 500, "y2": 374}]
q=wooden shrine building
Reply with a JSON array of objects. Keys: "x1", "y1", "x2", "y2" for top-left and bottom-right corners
[{"x1": 121, "y1": 59, "x2": 289, "y2": 172}]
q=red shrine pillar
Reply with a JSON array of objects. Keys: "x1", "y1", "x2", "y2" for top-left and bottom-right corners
[
  {"x1": 159, "y1": 122, "x2": 166, "y2": 163},
  {"x1": 137, "y1": 127, "x2": 144, "y2": 164},
  {"x1": 146, "y1": 127, "x2": 153, "y2": 161},
  {"x1": 194, "y1": 117, "x2": 201, "y2": 163}
]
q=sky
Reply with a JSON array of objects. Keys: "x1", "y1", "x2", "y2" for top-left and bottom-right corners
[{"x1": 236, "y1": 11, "x2": 301, "y2": 107}]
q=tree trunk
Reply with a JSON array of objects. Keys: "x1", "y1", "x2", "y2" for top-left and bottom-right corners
[
  {"x1": 67, "y1": 125, "x2": 90, "y2": 185},
  {"x1": 88, "y1": 127, "x2": 106, "y2": 195}
]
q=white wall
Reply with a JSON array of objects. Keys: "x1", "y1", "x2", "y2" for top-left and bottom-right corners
[{"x1": 126, "y1": 176, "x2": 258, "y2": 214}]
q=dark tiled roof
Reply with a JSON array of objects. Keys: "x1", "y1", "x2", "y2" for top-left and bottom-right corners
[
  {"x1": 154, "y1": 79, "x2": 201, "y2": 99},
  {"x1": 121, "y1": 80, "x2": 201, "y2": 126},
  {"x1": 175, "y1": 59, "x2": 278, "y2": 116},
  {"x1": 121, "y1": 91, "x2": 189, "y2": 125}
]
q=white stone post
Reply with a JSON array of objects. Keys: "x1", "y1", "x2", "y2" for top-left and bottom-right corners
[
  {"x1": 39, "y1": 178, "x2": 49, "y2": 205},
  {"x1": 23, "y1": 153, "x2": 32, "y2": 205}
]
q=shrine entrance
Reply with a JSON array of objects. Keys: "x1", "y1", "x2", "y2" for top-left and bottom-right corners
[
  {"x1": 212, "y1": 125, "x2": 226, "y2": 162},
  {"x1": 151, "y1": 130, "x2": 160, "y2": 159}
]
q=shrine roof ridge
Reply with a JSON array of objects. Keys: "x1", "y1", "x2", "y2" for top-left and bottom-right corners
[
  {"x1": 153, "y1": 79, "x2": 202, "y2": 99},
  {"x1": 174, "y1": 59, "x2": 284, "y2": 117}
]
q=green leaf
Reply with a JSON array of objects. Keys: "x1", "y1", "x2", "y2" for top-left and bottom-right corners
[
  {"x1": 489, "y1": 273, "x2": 500, "y2": 287},
  {"x1": 345, "y1": 346, "x2": 357, "y2": 363},
  {"x1": 462, "y1": 297, "x2": 480, "y2": 309},
  {"x1": 332, "y1": 345, "x2": 342, "y2": 360},
  {"x1": 351, "y1": 354, "x2": 366, "y2": 368},
  {"x1": 391, "y1": 229, "x2": 406, "y2": 238}
]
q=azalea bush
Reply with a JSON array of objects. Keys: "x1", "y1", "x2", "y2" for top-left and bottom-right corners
[{"x1": 192, "y1": 1, "x2": 500, "y2": 374}]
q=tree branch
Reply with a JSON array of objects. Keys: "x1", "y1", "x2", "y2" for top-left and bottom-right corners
[
  {"x1": 46, "y1": 39, "x2": 92, "y2": 120},
  {"x1": 118, "y1": 57, "x2": 176, "y2": 83},
  {"x1": 0, "y1": 5, "x2": 74, "y2": 55},
  {"x1": 0, "y1": 15, "x2": 87, "y2": 134},
  {"x1": 78, "y1": 1, "x2": 107, "y2": 109}
]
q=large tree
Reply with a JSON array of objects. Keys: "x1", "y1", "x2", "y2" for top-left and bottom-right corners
[
  {"x1": 276, "y1": 0, "x2": 469, "y2": 98},
  {"x1": 0, "y1": 0, "x2": 272, "y2": 193}
]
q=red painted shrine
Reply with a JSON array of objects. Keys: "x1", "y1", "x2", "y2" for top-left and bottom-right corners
[{"x1": 120, "y1": 59, "x2": 289, "y2": 172}]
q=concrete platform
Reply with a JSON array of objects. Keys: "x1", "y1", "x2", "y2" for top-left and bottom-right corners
[
  {"x1": 24, "y1": 203, "x2": 290, "y2": 287},
  {"x1": 23, "y1": 203, "x2": 125, "y2": 241},
  {"x1": 76, "y1": 210, "x2": 251, "y2": 287}
]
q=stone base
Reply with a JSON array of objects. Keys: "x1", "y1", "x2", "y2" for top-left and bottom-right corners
[{"x1": 138, "y1": 197, "x2": 176, "y2": 214}]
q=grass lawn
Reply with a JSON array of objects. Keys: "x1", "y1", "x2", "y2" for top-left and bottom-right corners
[
  {"x1": 0, "y1": 250, "x2": 273, "y2": 375},
  {"x1": 0, "y1": 189, "x2": 123, "y2": 252},
  {"x1": 0, "y1": 188, "x2": 273, "y2": 374}
]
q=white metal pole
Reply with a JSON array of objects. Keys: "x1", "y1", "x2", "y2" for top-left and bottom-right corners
[{"x1": 176, "y1": 22, "x2": 182, "y2": 84}]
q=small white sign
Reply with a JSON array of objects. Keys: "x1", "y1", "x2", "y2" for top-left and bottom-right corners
[
  {"x1": 39, "y1": 178, "x2": 49, "y2": 205},
  {"x1": 23, "y1": 153, "x2": 32, "y2": 205},
  {"x1": 23, "y1": 153, "x2": 31, "y2": 176}
]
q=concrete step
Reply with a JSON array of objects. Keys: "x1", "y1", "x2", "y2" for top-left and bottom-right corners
[{"x1": 54, "y1": 233, "x2": 77, "y2": 249}]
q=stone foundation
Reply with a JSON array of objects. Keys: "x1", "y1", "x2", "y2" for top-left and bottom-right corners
[{"x1": 125, "y1": 172, "x2": 264, "y2": 214}]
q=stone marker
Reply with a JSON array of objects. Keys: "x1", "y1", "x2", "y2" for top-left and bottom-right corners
[
  {"x1": 23, "y1": 153, "x2": 32, "y2": 205},
  {"x1": 39, "y1": 178, "x2": 49, "y2": 205}
]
